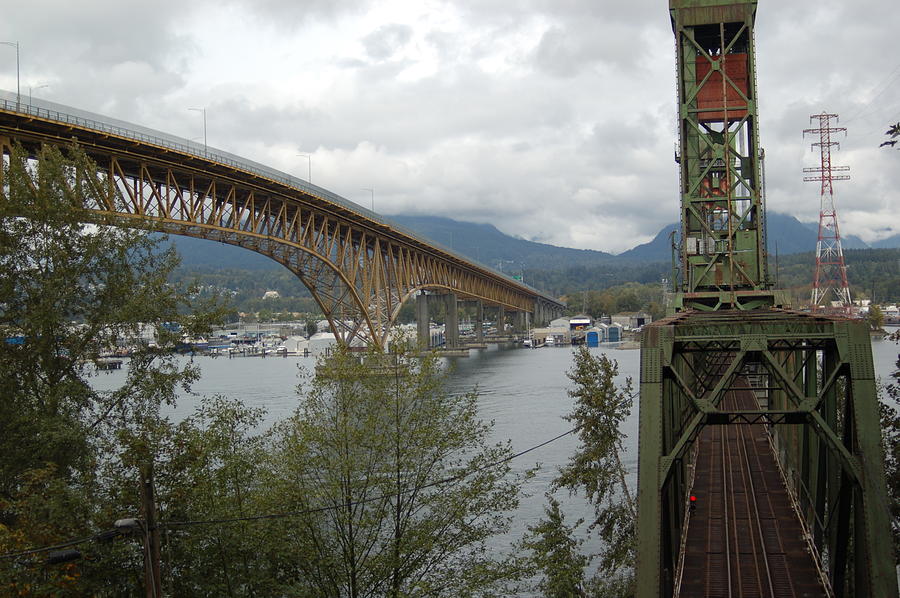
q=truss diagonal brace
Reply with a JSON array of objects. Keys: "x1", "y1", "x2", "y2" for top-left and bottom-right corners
[
  {"x1": 761, "y1": 350, "x2": 807, "y2": 408},
  {"x1": 706, "y1": 350, "x2": 747, "y2": 408},
  {"x1": 808, "y1": 411, "x2": 863, "y2": 484}
]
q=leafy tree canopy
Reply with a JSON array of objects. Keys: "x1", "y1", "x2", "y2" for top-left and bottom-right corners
[{"x1": 0, "y1": 143, "x2": 223, "y2": 594}]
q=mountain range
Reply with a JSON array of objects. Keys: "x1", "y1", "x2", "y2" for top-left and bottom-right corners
[
  {"x1": 165, "y1": 212, "x2": 885, "y2": 272},
  {"x1": 618, "y1": 212, "x2": 870, "y2": 262}
]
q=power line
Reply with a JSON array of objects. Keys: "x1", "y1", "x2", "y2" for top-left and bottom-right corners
[
  {"x1": 161, "y1": 424, "x2": 581, "y2": 528},
  {"x1": 0, "y1": 424, "x2": 581, "y2": 558},
  {"x1": 0, "y1": 534, "x2": 99, "y2": 561},
  {"x1": 843, "y1": 63, "x2": 900, "y2": 124}
]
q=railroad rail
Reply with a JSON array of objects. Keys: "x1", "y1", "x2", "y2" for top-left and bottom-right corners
[
  {"x1": 637, "y1": 3, "x2": 896, "y2": 594},
  {"x1": 637, "y1": 309, "x2": 896, "y2": 597},
  {"x1": 677, "y1": 374, "x2": 829, "y2": 597}
]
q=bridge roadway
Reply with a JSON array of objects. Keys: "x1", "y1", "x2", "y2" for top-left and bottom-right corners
[
  {"x1": 0, "y1": 91, "x2": 564, "y2": 348},
  {"x1": 677, "y1": 379, "x2": 828, "y2": 597}
]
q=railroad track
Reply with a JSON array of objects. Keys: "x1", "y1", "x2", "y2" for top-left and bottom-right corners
[{"x1": 678, "y1": 375, "x2": 829, "y2": 597}]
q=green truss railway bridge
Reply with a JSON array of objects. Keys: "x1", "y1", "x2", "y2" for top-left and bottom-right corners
[
  {"x1": 636, "y1": 2, "x2": 898, "y2": 597},
  {"x1": 0, "y1": 94, "x2": 565, "y2": 349}
]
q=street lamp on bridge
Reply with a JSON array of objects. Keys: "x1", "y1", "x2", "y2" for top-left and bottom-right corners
[
  {"x1": 297, "y1": 153, "x2": 311, "y2": 183},
  {"x1": 187, "y1": 107, "x2": 207, "y2": 156},
  {"x1": 362, "y1": 187, "x2": 374, "y2": 212},
  {"x1": 0, "y1": 41, "x2": 20, "y2": 108},
  {"x1": 28, "y1": 83, "x2": 48, "y2": 105}
]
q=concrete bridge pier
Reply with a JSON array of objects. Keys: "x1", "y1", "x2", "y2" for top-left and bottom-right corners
[
  {"x1": 416, "y1": 292, "x2": 430, "y2": 348},
  {"x1": 514, "y1": 310, "x2": 527, "y2": 333},
  {"x1": 444, "y1": 292, "x2": 459, "y2": 349},
  {"x1": 474, "y1": 300, "x2": 484, "y2": 343},
  {"x1": 496, "y1": 306, "x2": 506, "y2": 335},
  {"x1": 535, "y1": 299, "x2": 557, "y2": 327}
]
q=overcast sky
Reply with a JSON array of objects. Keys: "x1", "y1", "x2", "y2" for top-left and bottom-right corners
[{"x1": 3, "y1": 1, "x2": 898, "y2": 253}]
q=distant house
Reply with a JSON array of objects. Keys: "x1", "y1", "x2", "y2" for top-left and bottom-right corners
[
  {"x1": 568, "y1": 315, "x2": 592, "y2": 330},
  {"x1": 586, "y1": 326, "x2": 607, "y2": 347},
  {"x1": 533, "y1": 322, "x2": 570, "y2": 345},
  {"x1": 611, "y1": 311, "x2": 652, "y2": 329},
  {"x1": 607, "y1": 322, "x2": 624, "y2": 342},
  {"x1": 549, "y1": 316, "x2": 570, "y2": 329},
  {"x1": 262, "y1": 290, "x2": 281, "y2": 299}
]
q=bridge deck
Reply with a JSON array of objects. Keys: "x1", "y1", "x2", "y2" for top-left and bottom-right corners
[{"x1": 677, "y1": 386, "x2": 829, "y2": 598}]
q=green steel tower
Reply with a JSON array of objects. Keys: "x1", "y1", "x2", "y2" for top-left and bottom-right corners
[
  {"x1": 635, "y1": 2, "x2": 898, "y2": 596},
  {"x1": 671, "y1": 0, "x2": 782, "y2": 311}
]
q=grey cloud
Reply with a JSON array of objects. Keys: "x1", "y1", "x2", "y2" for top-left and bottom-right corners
[
  {"x1": 1, "y1": 0, "x2": 194, "y2": 114},
  {"x1": 222, "y1": 0, "x2": 370, "y2": 30},
  {"x1": 529, "y1": 17, "x2": 657, "y2": 77},
  {"x1": 1, "y1": 0, "x2": 194, "y2": 70},
  {"x1": 452, "y1": 0, "x2": 658, "y2": 27},
  {"x1": 2, "y1": 0, "x2": 897, "y2": 253},
  {"x1": 532, "y1": 27, "x2": 583, "y2": 78},
  {"x1": 362, "y1": 24, "x2": 413, "y2": 61}
]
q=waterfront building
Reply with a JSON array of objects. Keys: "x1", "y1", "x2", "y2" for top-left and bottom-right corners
[{"x1": 610, "y1": 311, "x2": 652, "y2": 330}]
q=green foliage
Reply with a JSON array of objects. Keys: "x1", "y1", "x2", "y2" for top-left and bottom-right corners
[
  {"x1": 522, "y1": 347, "x2": 637, "y2": 597},
  {"x1": 879, "y1": 398, "x2": 900, "y2": 558},
  {"x1": 168, "y1": 265, "x2": 320, "y2": 315},
  {"x1": 148, "y1": 396, "x2": 277, "y2": 596},
  {"x1": 561, "y1": 283, "x2": 667, "y2": 320},
  {"x1": 265, "y1": 345, "x2": 529, "y2": 597},
  {"x1": 869, "y1": 304, "x2": 885, "y2": 330},
  {"x1": 554, "y1": 347, "x2": 636, "y2": 593},
  {"x1": 584, "y1": 573, "x2": 636, "y2": 598},
  {"x1": 0, "y1": 143, "x2": 223, "y2": 595},
  {"x1": 527, "y1": 263, "x2": 668, "y2": 299},
  {"x1": 881, "y1": 335, "x2": 900, "y2": 555},
  {"x1": 305, "y1": 316, "x2": 319, "y2": 338},
  {"x1": 774, "y1": 248, "x2": 900, "y2": 305},
  {"x1": 519, "y1": 496, "x2": 588, "y2": 598}
]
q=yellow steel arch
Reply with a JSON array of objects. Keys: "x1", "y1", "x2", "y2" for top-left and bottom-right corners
[{"x1": 0, "y1": 98, "x2": 564, "y2": 347}]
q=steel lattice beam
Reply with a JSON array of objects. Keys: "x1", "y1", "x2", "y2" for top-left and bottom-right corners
[
  {"x1": 635, "y1": 3, "x2": 898, "y2": 596},
  {"x1": 0, "y1": 108, "x2": 565, "y2": 348},
  {"x1": 670, "y1": 0, "x2": 783, "y2": 311},
  {"x1": 637, "y1": 309, "x2": 897, "y2": 597}
]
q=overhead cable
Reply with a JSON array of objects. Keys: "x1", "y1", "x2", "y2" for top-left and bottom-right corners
[
  {"x1": 162, "y1": 424, "x2": 581, "y2": 528},
  {"x1": 0, "y1": 424, "x2": 581, "y2": 559}
]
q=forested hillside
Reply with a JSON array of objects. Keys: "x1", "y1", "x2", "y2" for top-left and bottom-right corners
[
  {"x1": 773, "y1": 248, "x2": 900, "y2": 303},
  {"x1": 164, "y1": 219, "x2": 900, "y2": 318}
]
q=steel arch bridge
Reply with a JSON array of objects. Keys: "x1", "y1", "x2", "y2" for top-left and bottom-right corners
[{"x1": 0, "y1": 95, "x2": 564, "y2": 347}]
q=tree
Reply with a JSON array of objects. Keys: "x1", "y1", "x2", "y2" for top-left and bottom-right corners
[
  {"x1": 0, "y1": 143, "x2": 222, "y2": 594},
  {"x1": 126, "y1": 396, "x2": 277, "y2": 596},
  {"x1": 305, "y1": 316, "x2": 319, "y2": 338},
  {"x1": 520, "y1": 496, "x2": 588, "y2": 598},
  {"x1": 868, "y1": 304, "x2": 885, "y2": 331},
  {"x1": 265, "y1": 345, "x2": 529, "y2": 597},
  {"x1": 551, "y1": 346, "x2": 637, "y2": 595},
  {"x1": 879, "y1": 399, "x2": 900, "y2": 556},
  {"x1": 881, "y1": 331, "x2": 900, "y2": 555},
  {"x1": 881, "y1": 122, "x2": 900, "y2": 148}
]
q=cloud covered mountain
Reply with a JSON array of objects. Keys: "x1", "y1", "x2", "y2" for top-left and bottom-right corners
[{"x1": 166, "y1": 212, "x2": 880, "y2": 273}]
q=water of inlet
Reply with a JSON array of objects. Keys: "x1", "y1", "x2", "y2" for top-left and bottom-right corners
[{"x1": 90, "y1": 332, "x2": 900, "y2": 576}]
